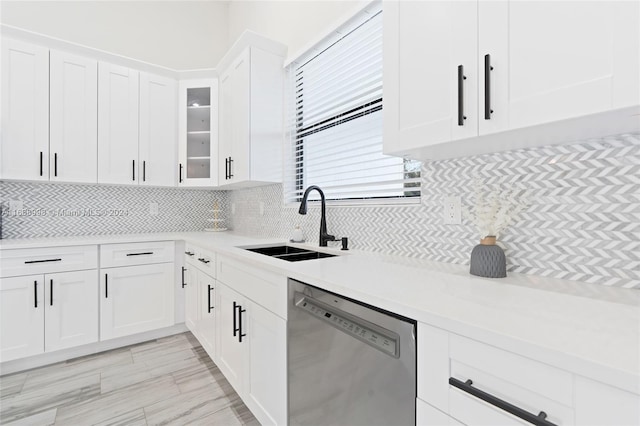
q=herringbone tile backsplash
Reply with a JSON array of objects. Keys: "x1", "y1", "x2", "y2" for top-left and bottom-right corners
[
  {"x1": 229, "y1": 133, "x2": 640, "y2": 289},
  {"x1": 0, "y1": 182, "x2": 229, "y2": 238}
]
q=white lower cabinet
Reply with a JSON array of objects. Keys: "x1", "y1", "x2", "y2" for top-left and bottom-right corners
[
  {"x1": 575, "y1": 377, "x2": 640, "y2": 426},
  {"x1": 417, "y1": 398, "x2": 462, "y2": 426},
  {"x1": 184, "y1": 264, "x2": 198, "y2": 332},
  {"x1": 100, "y1": 263, "x2": 174, "y2": 340},
  {"x1": 0, "y1": 270, "x2": 98, "y2": 362},
  {"x1": 195, "y1": 270, "x2": 216, "y2": 358},
  {"x1": 216, "y1": 281, "x2": 287, "y2": 426}
]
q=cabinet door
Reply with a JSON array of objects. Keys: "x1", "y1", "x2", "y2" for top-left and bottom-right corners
[
  {"x1": 196, "y1": 270, "x2": 216, "y2": 358},
  {"x1": 219, "y1": 49, "x2": 251, "y2": 185},
  {"x1": 184, "y1": 264, "x2": 199, "y2": 333},
  {"x1": 216, "y1": 283, "x2": 246, "y2": 394},
  {"x1": 49, "y1": 50, "x2": 98, "y2": 183},
  {"x1": 139, "y1": 72, "x2": 177, "y2": 187},
  {"x1": 178, "y1": 79, "x2": 219, "y2": 187},
  {"x1": 0, "y1": 275, "x2": 44, "y2": 361},
  {"x1": 245, "y1": 300, "x2": 287, "y2": 426},
  {"x1": 575, "y1": 376, "x2": 640, "y2": 426},
  {"x1": 44, "y1": 270, "x2": 98, "y2": 352},
  {"x1": 98, "y1": 63, "x2": 139, "y2": 185},
  {"x1": 480, "y1": 0, "x2": 640, "y2": 133},
  {"x1": 383, "y1": 1, "x2": 477, "y2": 156},
  {"x1": 100, "y1": 263, "x2": 174, "y2": 340},
  {"x1": 0, "y1": 39, "x2": 49, "y2": 180}
]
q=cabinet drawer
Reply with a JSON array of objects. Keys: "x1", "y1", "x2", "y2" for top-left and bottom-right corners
[
  {"x1": 184, "y1": 243, "x2": 198, "y2": 266},
  {"x1": 193, "y1": 246, "x2": 215, "y2": 277},
  {"x1": 100, "y1": 241, "x2": 175, "y2": 268},
  {"x1": 217, "y1": 255, "x2": 286, "y2": 319},
  {"x1": 0, "y1": 245, "x2": 98, "y2": 277},
  {"x1": 448, "y1": 335, "x2": 574, "y2": 425}
]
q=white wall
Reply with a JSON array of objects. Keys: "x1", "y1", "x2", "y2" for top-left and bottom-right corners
[
  {"x1": 227, "y1": 0, "x2": 369, "y2": 62},
  {"x1": 0, "y1": 1, "x2": 229, "y2": 70}
]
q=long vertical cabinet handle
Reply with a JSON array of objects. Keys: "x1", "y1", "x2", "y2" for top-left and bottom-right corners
[
  {"x1": 233, "y1": 301, "x2": 239, "y2": 336},
  {"x1": 132, "y1": 160, "x2": 136, "y2": 181},
  {"x1": 207, "y1": 285, "x2": 213, "y2": 313},
  {"x1": 105, "y1": 274, "x2": 108, "y2": 298},
  {"x1": 143, "y1": 161, "x2": 146, "y2": 182},
  {"x1": 457, "y1": 65, "x2": 467, "y2": 126},
  {"x1": 484, "y1": 54, "x2": 494, "y2": 119},
  {"x1": 34, "y1": 281, "x2": 38, "y2": 308},
  {"x1": 181, "y1": 267, "x2": 186, "y2": 288},
  {"x1": 54, "y1": 153, "x2": 58, "y2": 177},
  {"x1": 179, "y1": 163, "x2": 183, "y2": 183},
  {"x1": 50, "y1": 279, "x2": 53, "y2": 306},
  {"x1": 39, "y1": 152, "x2": 43, "y2": 176},
  {"x1": 228, "y1": 157, "x2": 234, "y2": 179},
  {"x1": 238, "y1": 305, "x2": 246, "y2": 342},
  {"x1": 224, "y1": 158, "x2": 229, "y2": 180}
]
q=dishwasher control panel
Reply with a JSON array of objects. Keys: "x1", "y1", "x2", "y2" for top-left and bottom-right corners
[{"x1": 295, "y1": 293, "x2": 399, "y2": 358}]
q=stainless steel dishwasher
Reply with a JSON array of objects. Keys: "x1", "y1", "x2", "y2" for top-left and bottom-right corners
[{"x1": 288, "y1": 278, "x2": 416, "y2": 426}]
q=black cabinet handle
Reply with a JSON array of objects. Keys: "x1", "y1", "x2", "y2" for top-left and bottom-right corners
[
  {"x1": 24, "y1": 258, "x2": 62, "y2": 264},
  {"x1": 54, "y1": 153, "x2": 58, "y2": 177},
  {"x1": 39, "y1": 152, "x2": 43, "y2": 176},
  {"x1": 484, "y1": 54, "x2": 494, "y2": 120},
  {"x1": 34, "y1": 280, "x2": 38, "y2": 308},
  {"x1": 105, "y1": 274, "x2": 108, "y2": 298},
  {"x1": 228, "y1": 157, "x2": 234, "y2": 179},
  {"x1": 207, "y1": 285, "x2": 213, "y2": 313},
  {"x1": 224, "y1": 157, "x2": 229, "y2": 180},
  {"x1": 50, "y1": 279, "x2": 53, "y2": 306},
  {"x1": 132, "y1": 160, "x2": 136, "y2": 181},
  {"x1": 233, "y1": 301, "x2": 239, "y2": 336},
  {"x1": 143, "y1": 160, "x2": 146, "y2": 182},
  {"x1": 198, "y1": 258, "x2": 210, "y2": 264},
  {"x1": 184, "y1": 251, "x2": 194, "y2": 256},
  {"x1": 457, "y1": 65, "x2": 467, "y2": 126},
  {"x1": 179, "y1": 163, "x2": 183, "y2": 183},
  {"x1": 126, "y1": 252, "x2": 154, "y2": 257},
  {"x1": 238, "y1": 304, "x2": 246, "y2": 342},
  {"x1": 181, "y1": 266, "x2": 186, "y2": 288},
  {"x1": 449, "y1": 378, "x2": 557, "y2": 426}
]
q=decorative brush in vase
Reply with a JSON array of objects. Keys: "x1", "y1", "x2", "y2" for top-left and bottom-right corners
[{"x1": 463, "y1": 182, "x2": 529, "y2": 279}]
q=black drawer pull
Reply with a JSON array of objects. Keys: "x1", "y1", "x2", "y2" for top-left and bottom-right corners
[
  {"x1": 54, "y1": 153, "x2": 58, "y2": 177},
  {"x1": 207, "y1": 285, "x2": 214, "y2": 313},
  {"x1": 126, "y1": 252, "x2": 154, "y2": 256},
  {"x1": 34, "y1": 281, "x2": 38, "y2": 308},
  {"x1": 39, "y1": 152, "x2": 43, "y2": 176},
  {"x1": 198, "y1": 258, "x2": 210, "y2": 264},
  {"x1": 50, "y1": 279, "x2": 53, "y2": 306},
  {"x1": 179, "y1": 163, "x2": 183, "y2": 183},
  {"x1": 228, "y1": 157, "x2": 234, "y2": 179},
  {"x1": 181, "y1": 266, "x2": 187, "y2": 288},
  {"x1": 238, "y1": 304, "x2": 246, "y2": 343},
  {"x1": 25, "y1": 258, "x2": 62, "y2": 264},
  {"x1": 449, "y1": 378, "x2": 557, "y2": 426},
  {"x1": 184, "y1": 251, "x2": 195, "y2": 256},
  {"x1": 142, "y1": 160, "x2": 146, "y2": 182},
  {"x1": 132, "y1": 160, "x2": 136, "y2": 181},
  {"x1": 233, "y1": 301, "x2": 239, "y2": 336},
  {"x1": 105, "y1": 274, "x2": 108, "y2": 298}
]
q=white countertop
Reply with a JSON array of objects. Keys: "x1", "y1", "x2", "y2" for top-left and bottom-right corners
[{"x1": 2, "y1": 231, "x2": 639, "y2": 393}]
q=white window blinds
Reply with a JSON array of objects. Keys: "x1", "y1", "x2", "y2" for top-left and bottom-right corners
[{"x1": 284, "y1": 7, "x2": 421, "y2": 203}]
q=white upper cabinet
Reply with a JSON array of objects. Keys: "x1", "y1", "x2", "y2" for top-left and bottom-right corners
[
  {"x1": 0, "y1": 39, "x2": 49, "y2": 180},
  {"x1": 479, "y1": 0, "x2": 640, "y2": 135},
  {"x1": 178, "y1": 79, "x2": 218, "y2": 187},
  {"x1": 139, "y1": 72, "x2": 177, "y2": 186},
  {"x1": 49, "y1": 51, "x2": 98, "y2": 183},
  {"x1": 383, "y1": 1, "x2": 478, "y2": 153},
  {"x1": 383, "y1": 0, "x2": 640, "y2": 160},
  {"x1": 217, "y1": 41, "x2": 285, "y2": 189},
  {"x1": 98, "y1": 63, "x2": 140, "y2": 185}
]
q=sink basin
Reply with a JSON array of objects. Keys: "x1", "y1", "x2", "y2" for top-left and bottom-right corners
[{"x1": 244, "y1": 245, "x2": 337, "y2": 262}]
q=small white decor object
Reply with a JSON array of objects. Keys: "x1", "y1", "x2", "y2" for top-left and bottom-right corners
[
  {"x1": 205, "y1": 200, "x2": 227, "y2": 232},
  {"x1": 290, "y1": 226, "x2": 305, "y2": 243}
]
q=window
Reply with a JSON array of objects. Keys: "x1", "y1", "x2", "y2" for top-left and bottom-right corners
[{"x1": 284, "y1": 6, "x2": 421, "y2": 204}]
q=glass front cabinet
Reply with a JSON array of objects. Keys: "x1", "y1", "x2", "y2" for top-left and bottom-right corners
[{"x1": 178, "y1": 79, "x2": 219, "y2": 187}]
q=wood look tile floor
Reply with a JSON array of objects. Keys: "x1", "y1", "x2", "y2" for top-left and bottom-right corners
[{"x1": 0, "y1": 333, "x2": 259, "y2": 426}]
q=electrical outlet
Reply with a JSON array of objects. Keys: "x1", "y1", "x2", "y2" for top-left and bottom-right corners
[
  {"x1": 443, "y1": 196, "x2": 461, "y2": 225},
  {"x1": 149, "y1": 202, "x2": 159, "y2": 216}
]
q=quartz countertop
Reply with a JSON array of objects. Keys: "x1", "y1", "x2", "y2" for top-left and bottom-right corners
[{"x1": 2, "y1": 231, "x2": 638, "y2": 393}]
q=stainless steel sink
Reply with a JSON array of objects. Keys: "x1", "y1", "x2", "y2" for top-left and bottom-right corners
[{"x1": 244, "y1": 245, "x2": 337, "y2": 262}]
